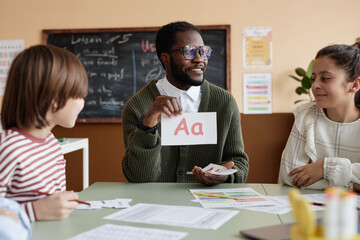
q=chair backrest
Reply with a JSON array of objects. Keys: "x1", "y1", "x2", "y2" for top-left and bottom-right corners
[{"x1": 241, "y1": 113, "x2": 294, "y2": 183}]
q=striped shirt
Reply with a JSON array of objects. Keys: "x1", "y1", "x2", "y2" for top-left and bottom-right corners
[{"x1": 0, "y1": 127, "x2": 66, "y2": 222}]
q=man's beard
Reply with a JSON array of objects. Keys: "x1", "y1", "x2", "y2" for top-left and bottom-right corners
[{"x1": 169, "y1": 56, "x2": 205, "y2": 87}]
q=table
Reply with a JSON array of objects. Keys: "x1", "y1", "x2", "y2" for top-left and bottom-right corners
[
  {"x1": 30, "y1": 182, "x2": 326, "y2": 240},
  {"x1": 60, "y1": 138, "x2": 89, "y2": 190}
]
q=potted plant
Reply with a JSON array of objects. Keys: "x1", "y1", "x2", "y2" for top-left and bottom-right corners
[{"x1": 289, "y1": 60, "x2": 314, "y2": 104}]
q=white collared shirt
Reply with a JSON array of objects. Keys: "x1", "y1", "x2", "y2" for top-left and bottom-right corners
[{"x1": 155, "y1": 77, "x2": 202, "y2": 113}]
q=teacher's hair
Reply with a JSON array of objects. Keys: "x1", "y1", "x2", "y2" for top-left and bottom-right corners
[
  {"x1": 155, "y1": 21, "x2": 201, "y2": 68},
  {"x1": 1, "y1": 44, "x2": 88, "y2": 130}
]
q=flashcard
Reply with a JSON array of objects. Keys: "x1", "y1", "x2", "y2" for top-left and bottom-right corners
[
  {"x1": 202, "y1": 163, "x2": 237, "y2": 175},
  {"x1": 161, "y1": 112, "x2": 217, "y2": 146}
]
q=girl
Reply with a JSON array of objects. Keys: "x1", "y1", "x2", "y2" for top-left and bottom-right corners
[
  {"x1": 280, "y1": 41, "x2": 360, "y2": 190},
  {"x1": 0, "y1": 44, "x2": 88, "y2": 221}
]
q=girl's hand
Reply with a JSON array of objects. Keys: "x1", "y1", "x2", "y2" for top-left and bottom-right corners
[
  {"x1": 33, "y1": 191, "x2": 79, "y2": 220},
  {"x1": 289, "y1": 160, "x2": 324, "y2": 188}
]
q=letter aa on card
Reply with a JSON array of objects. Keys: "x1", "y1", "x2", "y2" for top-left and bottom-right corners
[{"x1": 161, "y1": 112, "x2": 217, "y2": 146}]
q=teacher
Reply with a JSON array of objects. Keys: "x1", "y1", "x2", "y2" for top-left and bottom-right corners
[{"x1": 121, "y1": 21, "x2": 249, "y2": 185}]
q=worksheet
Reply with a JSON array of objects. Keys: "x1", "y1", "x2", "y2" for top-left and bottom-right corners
[
  {"x1": 190, "y1": 188, "x2": 275, "y2": 208},
  {"x1": 236, "y1": 195, "x2": 323, "y2": 215},
  {"x1": 66, "y1": 224, "x2": 188, "y2": 240},
  {"x1": 301, "y1": 193, "x2": 360, "y2": 209},
  {"x1": 104, "y1": 203, "x2": 238, "y2": 230}
]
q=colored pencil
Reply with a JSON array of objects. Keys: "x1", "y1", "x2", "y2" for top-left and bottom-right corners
[{"x1": 31, "y1": 190, "x2": 91, "y2": 206}]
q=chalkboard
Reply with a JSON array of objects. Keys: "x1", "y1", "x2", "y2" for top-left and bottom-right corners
[{"x1": 42, "y1": 25, "x2": 230, "y2": 123}]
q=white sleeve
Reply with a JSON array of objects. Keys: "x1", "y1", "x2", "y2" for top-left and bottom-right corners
[
  {"x1": 324, "y1": 157, "x2": 360, "y2": 187},
  {"x1": 280, "y1": 123, "x2": 331, "y2": 189}
]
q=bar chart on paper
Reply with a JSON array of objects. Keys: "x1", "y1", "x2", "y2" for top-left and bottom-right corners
[{"x1": 190, "y1": 188, "x2": 274, "y2": 208}]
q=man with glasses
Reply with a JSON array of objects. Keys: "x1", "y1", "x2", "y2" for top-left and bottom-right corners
[{"x1": 122, "y1": 21, "x2": 249, "y2": 185}]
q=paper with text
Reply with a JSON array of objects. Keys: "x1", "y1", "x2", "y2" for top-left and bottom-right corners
[
  {"x1": 236, "y1": 195, "x2": 323, "y2": 215},
  {"x1": 161, "y1": 112, "x2": 217, "y2": 146},
  {"x1": 66, "y1": 224, "x2": 188, "y2": 240},
  {"x1": 104, "y1": 203, "x2": 238, "y2": 230}
]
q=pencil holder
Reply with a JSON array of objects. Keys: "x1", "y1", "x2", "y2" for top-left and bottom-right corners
[{"x1": 288, "y1": 188, "x2": 360, "y2": 240}]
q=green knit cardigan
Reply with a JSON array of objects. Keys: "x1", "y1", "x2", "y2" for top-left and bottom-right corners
[{"x1": 121, "y1": 79, "x2": 249, "y2": 183}]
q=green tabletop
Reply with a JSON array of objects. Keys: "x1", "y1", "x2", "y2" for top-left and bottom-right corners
[
  {"x1": 30, "y1": 182, "x2": 315, "y2": 240},
  {"x1": 262, "y1": 184, "x2": 326, "y2": 224}
]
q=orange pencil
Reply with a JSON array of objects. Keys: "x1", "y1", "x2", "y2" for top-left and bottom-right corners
[{"x1": 31, "y1": 190, "x2": 91, "y2": 206}]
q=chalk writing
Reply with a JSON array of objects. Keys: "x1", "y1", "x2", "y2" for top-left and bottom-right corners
[{"x1": 142, "y1": 40, "x2": 156, "y2": 53}]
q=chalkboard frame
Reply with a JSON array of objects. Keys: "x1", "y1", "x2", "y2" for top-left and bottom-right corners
[{"x1": 42, "y1": 25, "x2": 230, "y2": 123}]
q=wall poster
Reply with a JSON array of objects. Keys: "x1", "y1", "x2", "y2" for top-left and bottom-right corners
[
  {"x1": 243, "y1": 72, "x2": 272, "y2": 114},
  {"x1": 0, "y1": 40, "x2": 24, "y2": 96},
  {"x1": 243, "y1": 27, "x2": 272, "y2": 69}
]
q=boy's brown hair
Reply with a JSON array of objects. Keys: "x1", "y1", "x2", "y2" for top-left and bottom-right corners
[{"x1": 1, "y1": 44, "x2": 88, "y2": 130}]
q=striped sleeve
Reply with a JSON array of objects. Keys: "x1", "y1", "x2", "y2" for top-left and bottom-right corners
[
  {"x1": 22, "y1": 201, "x2": 37, "y2": 222},
  {"x1": 0, "y1": 128, "x2": 66, "y2": 221}
]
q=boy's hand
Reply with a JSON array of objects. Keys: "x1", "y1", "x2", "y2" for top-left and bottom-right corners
[{"x1": 33, "y1": 191, "x2": 78, "y2": 220}]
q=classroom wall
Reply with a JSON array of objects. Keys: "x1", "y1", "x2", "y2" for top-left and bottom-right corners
[
  {"x1": 1, "y1": 0, "x2": 360, "y2": 112},
  {"x1": 1, "y1": 0, "x2": 360, "y2": 190}
]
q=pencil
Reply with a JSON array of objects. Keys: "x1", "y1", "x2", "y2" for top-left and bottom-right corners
[
  {"x1": 74, "y1": 199, "x2": 91, "y2": 206},
  {"x1": 31, "y1": 190, "x2": 91, "y2": 206},
  {"x1": 311, "y1": 202, "x2": 360, "y2": 211},
  {"x1": 193, "y1": 192, "x2": 239, "y2": 200}
]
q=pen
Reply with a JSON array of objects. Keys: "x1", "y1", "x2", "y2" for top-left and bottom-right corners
[
  {"x1": 31, "y1": 190, "x2": 91, "y2": 206},
  {"x1": 311, "y1": 202, "x2": 360, "y2": 211},
  {"x1": 193, "y1": 192, "x2": 239, "y2": 200}
]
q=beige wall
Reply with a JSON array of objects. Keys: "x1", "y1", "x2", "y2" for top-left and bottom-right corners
[{"x1": 1, "y1": 0, "x2": 360, "y2": 112}]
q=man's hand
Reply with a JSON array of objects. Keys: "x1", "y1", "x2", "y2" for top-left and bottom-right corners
[
  {"x1": 142, "y1": 96, "x2": 183, "y2": 127},
  {"x1": 192, "y1": 161, "x2": 235, "y2": 185},
  {"x1": 289, "y1": 160, "x2": 324, "y2": 188},
  {"x1": 33, "y1": 191, "x2": 79, "y2": 220}
]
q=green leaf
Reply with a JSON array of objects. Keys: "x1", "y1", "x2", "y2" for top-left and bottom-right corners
[
  {"x1": 294, "y1": 99, "x2": 307, "y2": 104},
  {"x1": 301, "y1": 76, "x2": 312, "y2": 89},
  {"x1": 295, "y1": 87, "x2": 308, "y2": 95},
  {"x1": 306, "y1": 60, "x2": 314, "y2": 78},
  {"x1": 295, "y1": 68, "x2": 306, "y2": 77},
  {"x1": 289, "y1": 75, "x2": 301, "y2": 82}
]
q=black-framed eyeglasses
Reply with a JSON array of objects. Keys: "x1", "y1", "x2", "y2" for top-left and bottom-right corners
[{"x1": 170, "y1": 45, "x2": 212, "y2": 60}]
